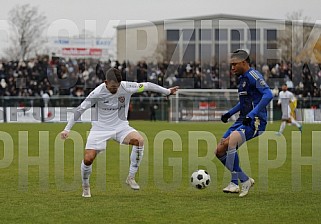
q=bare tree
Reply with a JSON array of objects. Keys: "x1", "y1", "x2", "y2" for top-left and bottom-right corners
[
  {"x1": 278, "y1": 10, "x2": 312, "y2": 62},
  {"x1": 285, "y1": 10, "x2": 310, "y2": 22},
  {"x1": 5, "y1": 4, "x2": 47, "y2": 60},
  {"x1": 313, "y1": 37, "x2": 321, "y2": 64}
]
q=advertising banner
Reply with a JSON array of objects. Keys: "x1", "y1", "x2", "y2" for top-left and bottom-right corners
[{"x1": 61, "y1": 48, "x2": 102, "y2": 57}]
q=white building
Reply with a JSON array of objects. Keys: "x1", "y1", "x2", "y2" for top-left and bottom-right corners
[{"x1": 116, "y1": 14, "x2": 320, "y2": 64}]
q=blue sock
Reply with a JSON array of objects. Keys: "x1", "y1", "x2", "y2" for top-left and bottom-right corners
[
  {"x1": 233, "y1": 151, "x2": 249, "y2": 183},
  {"x1": 231, "y1": 172, "x2": 238, "y2": 185},
  {"x1": 225, "y1": 149, "x2": 249, "y2": 183},
  {"x1": 218, "y1": 154, "x2": 238, "y2": 185}
]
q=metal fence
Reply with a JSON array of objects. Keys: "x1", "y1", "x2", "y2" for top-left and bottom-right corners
[
  {"x1": 0, "y1": 96, "x2": 170, "y2": 122},
  {"x1": 0, "y1": 95, "x2": 321, "y2": 123}
]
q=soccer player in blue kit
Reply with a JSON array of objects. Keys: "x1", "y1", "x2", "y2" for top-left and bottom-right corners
[{"x1": 215, "y1": 49, "x2": 273, "y2": 197}]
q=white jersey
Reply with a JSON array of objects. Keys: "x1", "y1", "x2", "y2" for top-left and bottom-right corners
[
  {"x1": 278, "y1": 90, "x2": 296, "y2": 119},
  {"x1": 64, "y1": 81, "x2": 170, "y2": 131}
]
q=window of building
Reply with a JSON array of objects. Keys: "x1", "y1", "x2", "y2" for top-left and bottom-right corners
[
  {"x1": 231, "y1": 43, "x2": 241, "y2": 52},
  {"x1": 249, "y1": 29, "x2": 260, "y2": 41},
  {"x1": 199, "y1": 29, "x2": 212, "y2": 41},
  {"x1": 231, "y1": 29, "x2": 244, "y2": 41},
  {"x1": 183, "y1": 44, "x2": 195, "y2": 62},
  {"x1": 183, "y1": 29, "x2": 195, "y2": 41},
  {"x1": 214, "y1": 43, "x2": 228, "y2": 62},
  {"x1": 247, "y1": 43, "x2": 260, "y2": 61},
  {"x1": 265, "y1": 29, "x2": 277, "y2": 41},
  {"x1": 199, "y1": 44, "x2": 212, "y2": 62},
  {"x1": 166, "y1": 30, "x2": 180, "y2": 41},
  {"x1": 215, "y1": 29, "x2": 228, "y2": 41}
]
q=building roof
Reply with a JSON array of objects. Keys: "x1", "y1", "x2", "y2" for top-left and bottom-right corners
[{"x1": 116, "y1": 13, "x2": 320, "y2": 29}]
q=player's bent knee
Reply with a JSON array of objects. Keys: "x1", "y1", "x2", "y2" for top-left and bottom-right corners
[
  {"x1": 83, "y1": 158, "x2": 93, "y2": 166},
  {"x1": 228, "y1": 131, "x2": 242, "y2": 147},
  {"x1": 83, "y1": 150, "x2": 97, "y2": 165},
  {"x1": 215, "y1": 147, "x2": 225, "y2": 157},
  {"x1": 138, "y1": 137, "x2": 144, "y2": 146},
  {"x1": 215, "y1": 140, "x2": 228, "y2": 157},
  {"x1": 129, "y1": 137, "x2": 144, "y2": 147}
]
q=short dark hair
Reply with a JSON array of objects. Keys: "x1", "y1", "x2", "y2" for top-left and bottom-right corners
[
  {"x1": 105, "y1": 68, "x2": 122, "y2": 83},
  {"x1": 96, "y1": 63, "x2": 122, "y2": 82},
  {"x1": 231, "y1": 49, "x2": 250, "y2": 64}
]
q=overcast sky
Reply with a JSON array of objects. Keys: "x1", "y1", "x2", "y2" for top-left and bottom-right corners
[{"x1": 0, "y1": 0, "x2": 320, "y2": 38}]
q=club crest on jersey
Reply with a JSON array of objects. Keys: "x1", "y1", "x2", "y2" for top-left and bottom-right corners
[
  {"x1": 259, "y1": 79, "x2": 266, "y2": 86},
  {"x1": 118, "y1": 96, "x2": 125, "y2": 103},
  {"x1": 139, "y1": 84, "x2": 143, "y2": 88}
]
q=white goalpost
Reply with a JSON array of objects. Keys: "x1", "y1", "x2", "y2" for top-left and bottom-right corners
[{"x1": 169, "y1": 89, "x2": 274, "y2": 122}]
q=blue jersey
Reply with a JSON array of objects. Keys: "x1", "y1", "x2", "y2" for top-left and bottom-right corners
[
  {"x1": 238, "y1": 68, "x2": 272, "y2": 121},
  {"x1": 222, "y1": 68, "x2": 273, "y2": 141},
  {"x1": 228, "y1": 68, "x2": 273, "y2": 122}
]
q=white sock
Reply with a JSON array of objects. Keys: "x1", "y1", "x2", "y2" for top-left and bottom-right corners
[
  {"x1": 129, "y1": 145, "x2": 144, "y2": 178},
  {"x1": 81, "y1": 160, "x2": 92, "y2": 185},
  {"x1": 291, "y1": 119, "x2": 301, "y2": 128},
  {"x1": 279, "y1": 121, "x2": 286, "y2": 133}
]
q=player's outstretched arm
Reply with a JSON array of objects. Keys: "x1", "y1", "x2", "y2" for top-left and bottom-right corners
[
  {"x1": 168, "y1": 86, "x2": 179, "y2": 95},
  {"x1": 60, "y1": 130, "x2": 70, "y2": 140},
  {"x1": 135, "y1": 82, "x2": 178, "y2": 95}
]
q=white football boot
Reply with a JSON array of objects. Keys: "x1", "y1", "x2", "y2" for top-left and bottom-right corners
[
  {"x1": 126, "y1": 176, "x2": 140, "y2": 190},
  {"x1": 223, "y1": 182, "x2": 240, "y2": 193},
  {"x1": 239, "y1": 178, "x2": 255, "y2": 197},
  {"x1": 82, "y1": 184, "x2": 91, "y2": 198}
]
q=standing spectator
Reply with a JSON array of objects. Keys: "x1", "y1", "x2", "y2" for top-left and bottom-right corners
[{"x1": 149, "y1": 104, "x2": 157, "y2": 121}]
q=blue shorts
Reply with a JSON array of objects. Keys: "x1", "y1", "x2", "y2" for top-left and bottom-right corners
[{"x1": 222, "y1": 117, "x2": 267, "y2": 142}]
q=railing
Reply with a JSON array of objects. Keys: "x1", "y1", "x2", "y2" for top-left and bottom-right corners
[
  {"x1": 0, "y1": 96, "x2": 170, "y2": 122},
  {"x1": 0, "y1": 95, "x2": 320, "y2": 122}
]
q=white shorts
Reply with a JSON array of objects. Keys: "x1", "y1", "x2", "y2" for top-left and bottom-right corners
[
  {"x1": 85, "y1": 125, "x2": 136, "y2": 150},
  {"x1": 281, "y1": 105, "x2": 291, "y2": 120}
]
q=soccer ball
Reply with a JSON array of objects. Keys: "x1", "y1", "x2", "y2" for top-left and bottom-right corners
[{"x1": 190, "y1": 170, "x2": 211, "y2": 189}]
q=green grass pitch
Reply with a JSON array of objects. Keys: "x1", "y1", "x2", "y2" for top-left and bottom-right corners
[{"x1": 0, "y1": 121, "x2": 320, "y2": 223}]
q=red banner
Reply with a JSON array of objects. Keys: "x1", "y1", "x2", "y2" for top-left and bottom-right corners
[
  {"x1": 199, "y1": 102, "x2": 216, "y2": 109},
  {"x1": 62, "y1": 48, "x2": 102, "y2": 56}
]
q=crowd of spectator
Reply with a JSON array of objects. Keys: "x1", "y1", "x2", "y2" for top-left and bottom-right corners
[{"x1": 0, "y1": 55, "x2": 320, "y2": 101}]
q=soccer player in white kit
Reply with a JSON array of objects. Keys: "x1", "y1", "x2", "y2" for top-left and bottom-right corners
[
  {"x1": 60, "y1": 67, "x2": 179, "y2": 197},
  {"x1": 275, "y1": 84, "x2": 302, "y2": 135}
]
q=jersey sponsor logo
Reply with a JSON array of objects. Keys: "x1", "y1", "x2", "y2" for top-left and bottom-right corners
[
  {"x1": 118, "y1": 96, "x2": 125, "y2": 103},
  {"x1": 101, "y1": 105, "x2": 125, "y2": 111}
]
